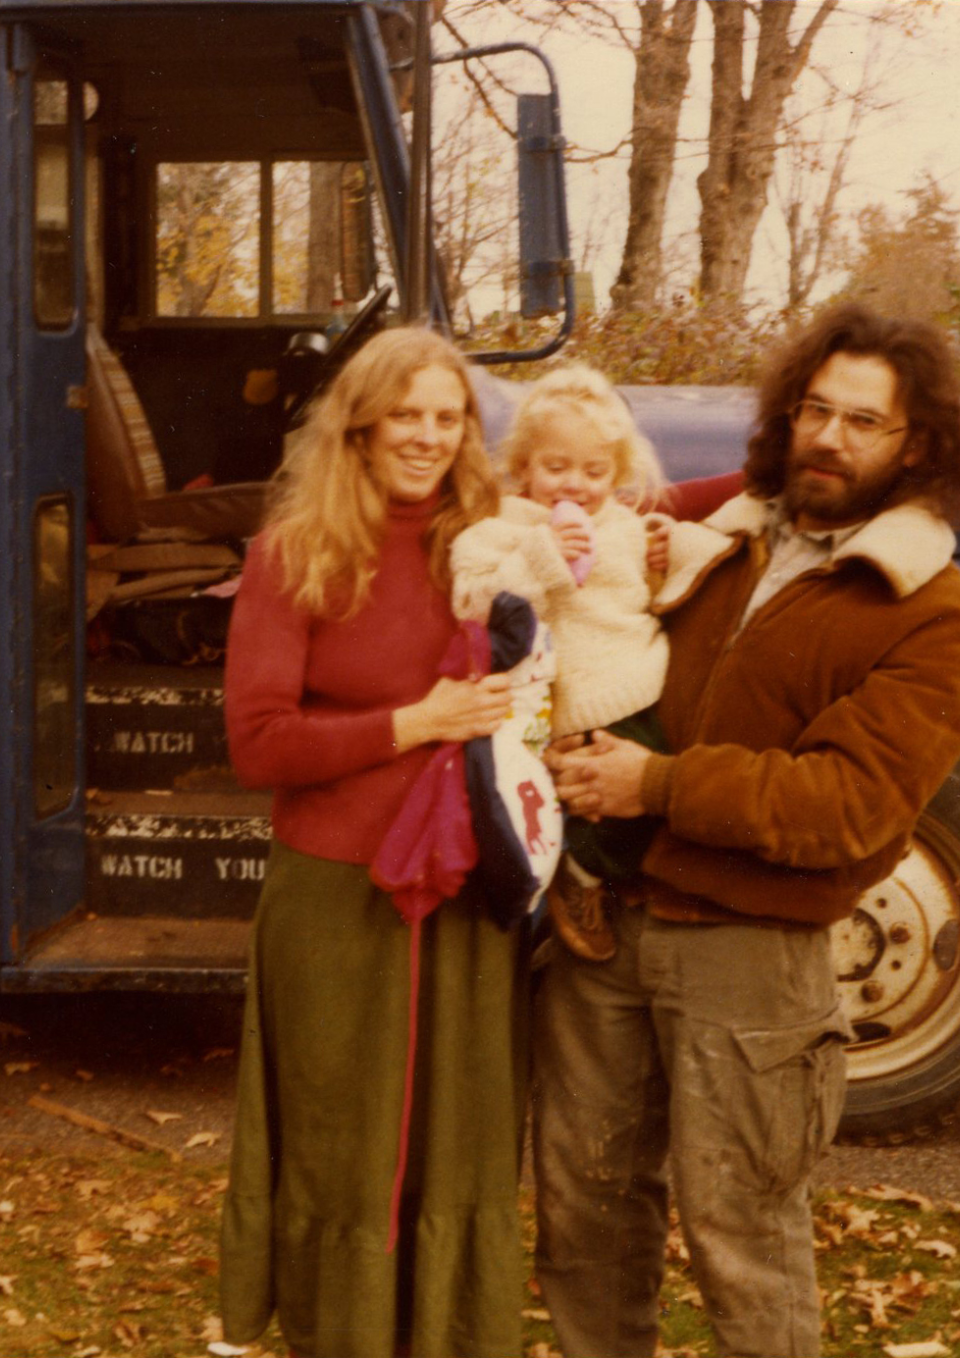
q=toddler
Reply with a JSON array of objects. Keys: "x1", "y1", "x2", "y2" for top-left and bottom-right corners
[{"x1": 451, "y1": 364, "x2": 727, "y2": 960}]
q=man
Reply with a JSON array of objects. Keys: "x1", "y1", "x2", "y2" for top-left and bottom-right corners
[{"x1": 533, "y1": 303, "x2": 960, "y2": 1358}]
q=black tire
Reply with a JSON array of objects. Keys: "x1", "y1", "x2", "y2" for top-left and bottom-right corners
[{"x1": 836, "y1": 767, "x2": 960, "y2": 1144}]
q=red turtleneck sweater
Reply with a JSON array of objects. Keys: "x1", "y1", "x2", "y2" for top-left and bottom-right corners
[{"x1": 225, "y1": 499, "x2": 459, "y2": 864}]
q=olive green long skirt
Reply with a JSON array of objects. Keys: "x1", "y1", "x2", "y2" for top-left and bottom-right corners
[{"x1": 220, "y1": 841, "x2": 531, "y2": 1358}]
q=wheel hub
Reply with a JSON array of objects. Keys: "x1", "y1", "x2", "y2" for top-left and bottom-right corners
[{"x1": 832, "y1": 826, "x2": 960, "y2": 1082}]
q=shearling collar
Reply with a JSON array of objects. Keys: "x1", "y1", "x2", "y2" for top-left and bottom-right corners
[{"x1": 704, "y1": 492, "x2": 957, "y2": 598}]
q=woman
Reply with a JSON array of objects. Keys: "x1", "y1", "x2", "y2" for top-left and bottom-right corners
[{"x1": 219, "y1": 328, "x2": 529, "y2": 1358}]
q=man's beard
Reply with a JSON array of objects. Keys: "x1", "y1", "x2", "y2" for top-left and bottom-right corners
[{"x1": 784, "y1": 447, "x2": 914, "y2": 525}]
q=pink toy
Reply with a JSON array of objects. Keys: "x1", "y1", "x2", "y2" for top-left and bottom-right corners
[{"x1": 551, "y1": 499, "x2": 596, "y2": 585}]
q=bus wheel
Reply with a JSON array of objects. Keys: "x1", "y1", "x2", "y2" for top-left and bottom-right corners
[{"x1": 834, "y1": 771, "x2": 960, "y2": 1144}]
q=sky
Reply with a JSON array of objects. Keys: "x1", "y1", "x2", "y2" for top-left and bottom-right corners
[{"x1": 440, "y1": 0, "x2": 960, "y2": 313}]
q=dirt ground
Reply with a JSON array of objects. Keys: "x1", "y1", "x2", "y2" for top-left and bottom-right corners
[
  {"x1": 4, "y1": 990, "x2": 960, "y2": 1203},
  {"x1": 0, "y1": 992, "x2": 244, "y2": 1164}
]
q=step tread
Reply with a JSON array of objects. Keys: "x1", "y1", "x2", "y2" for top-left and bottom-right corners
[
  {"x1": 86, "y1": 789, "x2": 272, "y2": 823},
  {"x1": 19, "y1": 914, "x2": 250, "y2": 976},
  {"x1": 85, "y1": 660, "x2": 223, "y2": 693}
]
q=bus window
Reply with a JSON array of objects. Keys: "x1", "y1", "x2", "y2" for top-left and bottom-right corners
[
  {"x1": 154, "y1": 158, "x2": 374, "y2": 320},
  {"x1": 33, "y1": 497, "x2": 76, "y2": 819},
  {"x1": 155, "y1": 161, "x2": 261, "y2": 318},
  {"x1": 33, "y1": 68, "x2": 75, "y2": 329},
  {"x1": 272, "y1": 161, "x2": 374, "y2": 312}
]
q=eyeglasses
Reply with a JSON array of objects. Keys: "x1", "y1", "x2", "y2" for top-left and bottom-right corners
[{"x1": 789, "y1": 398, "x2": 909, "y2": 452}]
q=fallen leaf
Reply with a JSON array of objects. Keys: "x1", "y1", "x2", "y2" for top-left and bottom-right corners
[
  {"x1": 122, "y1": 1210, "x2": 159, "y2": 1241},
  {"x1": 672, "y1": 1287, "x2": 704, "y2": 1309},
  {"x1": 75, "y1": 1252, "x2": 114, "y2": 1271},
  {"x1": 522, "y1": 1308, "x2": 551, "y2": 1321},
  {"x1": 201, "y1": 1314, "x2": 224, "y2": 1342},
  {"x1": 916, "y1": 1239, "x2": 958, "y2": 1259},
  {"x1": 48, "y1": 1325, "x2": 81, "y2": 1342},
  {"x1": 821, "y1": 1199, "x2": 883, "y2": 1237},
  {"x1": 144, "y1": 1110, "x2": 183, "y2": 1126},
  {"x1": 75, "y1": 1228, "x2": 111, "y2": 1254},
  {"x1": 184, "y1": 1131, "x2": 220, "y2": 1149},
  {"x1": 76, "y1": 1179, "x2": 111, "y2": 1200},
  {"x1": 202, "y1": 1047, "x2": 235, "y2": 1061},
  {"x1": 0, "y1": 1277, "x2": 14, "y2": 1296},
  {"x1": 863, "y1": 1184, "x2": 935, "y2": 1212},
  {"x1": 2, "y1": 1308, "x2": 27, "y2": 1327},
  {"x1": 4, "y1": 1061, "x2": 38, "y2": 1076},
  {"x1": 883, "y1": 1342, "x2": 951, "y2": 1357},
  {"x1": 114, "y1": 1319, "x2": 145, "y2": 1347},
  {"x1": 145, "y1": 1191, "x2": 179, "y2": 1213},
  {"x1": 74, "y1": 1069, "x2": 95, "y2": 1082}
]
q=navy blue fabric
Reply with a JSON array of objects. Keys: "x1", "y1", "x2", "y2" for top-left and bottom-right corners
[
  {"x1": 466, "y1": 592, "x2": 542, "y2": 929},
  {"x1": 487, "y1": 592, "x2": 536, "y2": 673}
]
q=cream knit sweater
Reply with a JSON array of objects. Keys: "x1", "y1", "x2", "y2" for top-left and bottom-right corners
[{"x1": 451, "y1": 495, "x2": 731, "y2": 738}]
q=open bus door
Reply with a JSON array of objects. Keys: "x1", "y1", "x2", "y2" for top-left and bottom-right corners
[
  {"x1": 0, "y1": 0, "x2": 574, "y2": 993},
  {"x1": 1, "y1": 28, "x2": 87, "y2": 980}
]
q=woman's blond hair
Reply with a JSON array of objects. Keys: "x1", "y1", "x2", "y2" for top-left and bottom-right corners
[
  {"x1": 502, "y1": 363, "x2": 662, "y2": 504},
  {"x1": 263, "y1": 327, "x2": 498, "y2": 616}
]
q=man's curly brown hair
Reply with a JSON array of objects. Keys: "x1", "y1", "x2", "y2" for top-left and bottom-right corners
[{"x1": 744, "y1": 303, "x2": 960, "y2": 524}]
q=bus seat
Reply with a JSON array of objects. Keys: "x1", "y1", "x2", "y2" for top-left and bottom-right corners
[{"x1": 85, "y1": 324, "x2": 267, "y2": 543}]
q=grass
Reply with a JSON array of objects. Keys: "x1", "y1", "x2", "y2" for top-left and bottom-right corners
[{"x1": 2, "y1": 1152, "x2": 960, "y2": 1356}]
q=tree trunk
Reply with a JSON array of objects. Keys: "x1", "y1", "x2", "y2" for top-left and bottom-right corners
[
  {"x1": 697, "y1": 0, "x2": 839, "y2": 304},
  {"x1": 611, "y1": 0, "x2": 697, "y2": 311}
]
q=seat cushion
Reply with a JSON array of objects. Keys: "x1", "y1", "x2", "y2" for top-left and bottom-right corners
[{"x1": 137, "y1": 482, "x2": 268, "y2": 541}]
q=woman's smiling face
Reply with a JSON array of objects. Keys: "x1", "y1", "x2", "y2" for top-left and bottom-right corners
[{"x1": 366, "y1": 364, "x2": 468, "y2": 502}]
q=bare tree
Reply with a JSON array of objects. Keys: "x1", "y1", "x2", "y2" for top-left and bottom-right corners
[
  {"x1": 430, "y1": 79, "x2": 518, "y2": 327},
  {"x1": 773, "y1": 3, "x2": 925, "y2": 312},
  {"x1": 697, "y1": 0, "x2": 839, "y2": 303},
  {"x1": 611, "y1": 1, "x2": 697, "y2": 311},
  {"x1": 440, "y1": 0, "x2": 927, "y2": 318}
]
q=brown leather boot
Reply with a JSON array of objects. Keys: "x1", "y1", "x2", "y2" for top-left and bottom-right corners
[{"x1": 547, "y1": 855, "x2": 616, "y2": 962}]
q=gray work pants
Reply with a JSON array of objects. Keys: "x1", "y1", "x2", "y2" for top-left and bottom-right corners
[{"x1": 532, "y1": 907, "x2": 850, "y2": 1358}]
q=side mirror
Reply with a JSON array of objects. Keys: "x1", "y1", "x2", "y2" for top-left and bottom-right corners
[{"x1": 517, "y1": 93, "x2": 570, "y2": 320}]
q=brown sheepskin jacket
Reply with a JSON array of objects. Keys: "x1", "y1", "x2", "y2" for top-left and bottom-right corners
[{"x1": 639, "y1": 493, "x2": 960, "y2": 929}]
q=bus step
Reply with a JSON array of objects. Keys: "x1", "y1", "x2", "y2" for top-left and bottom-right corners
[
  {"x1": 10, "y1": 915, "x2": 251, "y2": 992},
  {"x1": 86, "y1": 662, "x2": 232, "y2": 792},
  {"x1": 86, "y1": 790, "x2": 271, "y2": 917}
]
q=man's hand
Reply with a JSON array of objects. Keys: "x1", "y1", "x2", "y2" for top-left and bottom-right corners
[{"x1": 545, "y1": 730, "x2": 652, "y2": 819}]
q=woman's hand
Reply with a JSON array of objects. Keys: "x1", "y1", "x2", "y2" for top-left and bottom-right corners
[
  {"x1": 545, "y1": 730, "x2": 652, "y2": 820},
  {"x1": 393, "y1": 674, "x2": 512, "y2": 751}
]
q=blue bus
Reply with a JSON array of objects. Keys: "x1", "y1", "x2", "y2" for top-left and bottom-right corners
[{"x1": 3, "y1": 0, "x2": 960, "y2": 1144}]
